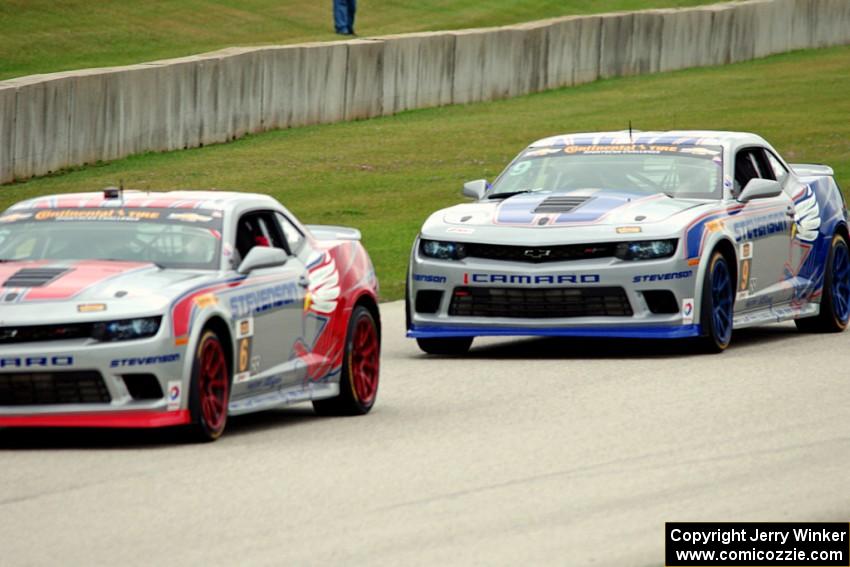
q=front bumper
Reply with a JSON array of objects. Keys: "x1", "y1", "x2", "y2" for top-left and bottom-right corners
[
  {"x1": 0, "y1": 333, "x2": 189, "y2": 428},
  {"x1": 407, "y1": 245, "x2": 702, "y2": 339}
]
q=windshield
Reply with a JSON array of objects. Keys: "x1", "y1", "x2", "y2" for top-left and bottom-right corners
[
  {"x1": 0, "y1": 207, "x2": 223, "y2": 270},
  {"x1": 490, "y1": 144, "x2": 723, "y2": 200}
]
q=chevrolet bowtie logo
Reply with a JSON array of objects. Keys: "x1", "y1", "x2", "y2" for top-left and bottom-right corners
[{"x1": 523, "y1": 249, "x2": 551, "y2": 259}]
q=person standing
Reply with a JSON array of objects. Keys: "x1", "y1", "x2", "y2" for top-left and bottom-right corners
[{"x1": 333, "y1": 0, "x2": 357, "y2": 35}]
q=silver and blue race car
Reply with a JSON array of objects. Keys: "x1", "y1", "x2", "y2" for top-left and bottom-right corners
[
  {"x1": 0, "y1": 190, "x2": 381, "y2": 440},
  {"x1": 407, "y1": 130, "x2": 849, "y2": 354}
]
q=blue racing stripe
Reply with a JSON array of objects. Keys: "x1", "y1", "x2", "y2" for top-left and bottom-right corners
[{"x1": 408, "y1": 324, "x2": 702, "y2": 339}]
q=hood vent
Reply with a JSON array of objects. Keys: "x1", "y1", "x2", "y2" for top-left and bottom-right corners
[
  {"x1": 532, "y1": 196, "x2": 590, "y2": 214},
  {"x1": 3, "y1": 268, "x2": 69, "y2": 288}
]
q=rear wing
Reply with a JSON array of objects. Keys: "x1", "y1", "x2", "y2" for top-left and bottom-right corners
[
  {"x1": 790, "y1": 163, "x2": 834, "y2": 177},
  {"x1": 306, "y1": 225, "x2": 362, "y2": 241}
]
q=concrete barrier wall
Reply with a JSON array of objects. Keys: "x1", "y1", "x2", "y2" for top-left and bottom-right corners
[
  {"x1": 545, "y1": 16, "x2": 602, "y2": 88},
  {"x1": 13, "y1": 74, "x2": 74, "y2": 179},
  {"x1": 658, "y1": 8, "x2": 712, "y2": 71},
  {"x1": 345, "y1": 40, "x2": 385, "y2": 120},
  {"x1": 263, "y1": 42, "x2": 349, "y2": 129},
  {"x1": 69, "y1": 68, "x2": 123, "y2": 166},
  {"x1": 0, "y1": 84, "x2": 16, "y2": 184},
  {"x1": 1, "y1": 0, "x2": 849, "y2": 185},
  {"x1": 380, "y1": 32, "x2": 455, "y2": 115}
]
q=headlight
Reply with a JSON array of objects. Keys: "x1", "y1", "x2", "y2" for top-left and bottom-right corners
[
  {"x1": 92, "y1": 317, "x2": 162, "y2": 342},
  {"x1": 420, "y1": 239, "x2": 467, "y2": 260},
  {"x1": 615, "y1": 239, "x2": 677, "y2": 261}
]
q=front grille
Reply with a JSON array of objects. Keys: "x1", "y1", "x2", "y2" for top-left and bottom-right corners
[
  {"x1": 465, "y1": 242, "x2": 617, "y2": 264},
  {"x1": 449, "y1": 286, "x2": 632, "y2": 318},
  {"x1": 532, "y1": 196, "x2": 590, "y2": 214},
  {"x1": 0, "y1": 322, "x2": 96, "y2": 344},
  {"x1": 0, "y1": 371, "x2": 111, "y2": 405},
  {"x1": 3, "y1": 268, "x2": 69, "y2": 288}
]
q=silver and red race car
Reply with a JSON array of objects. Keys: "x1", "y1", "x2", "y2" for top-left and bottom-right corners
[
  {"x1": 0, "y1": 189, "x2": 380, "y2": 440},
  {"x1": 407, "y1": 130, "x2": 849, "y2": 353}
]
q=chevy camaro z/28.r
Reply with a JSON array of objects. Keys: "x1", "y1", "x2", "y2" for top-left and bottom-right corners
[
  {"x1": 0, "y1": 190, "x2": 380, "y2": 441},
  {"x1": 407, "y1": 131, "x2": 849, "y2": 354}
]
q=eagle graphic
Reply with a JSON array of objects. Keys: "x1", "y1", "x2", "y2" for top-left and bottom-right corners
[
  {"x1": 306, "y1": 252, "x2": 340, "y2": 314},
  {"x1": 793, "y1": 185, "x2": 821, "y2": 242}
]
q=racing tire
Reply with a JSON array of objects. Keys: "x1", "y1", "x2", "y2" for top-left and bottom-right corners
[
  {"x1": 187, "y1": 330, "x2": 231, "y2": 442},
  {"x1": 697, "y1": 251, "x2": 734, "y2": 353},
  {"x1": 313, "y1": 306, "x2": 380, "y2": 416},
  {"x1": 795, "y1": 233, "x2": 850, "y2": 333},
  {"x1": 416, "y1": 337, "x2": 473, "y2": 355}
]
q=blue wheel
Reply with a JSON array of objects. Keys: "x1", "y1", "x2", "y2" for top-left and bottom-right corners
[
  {"x1": 831, "y1": 237, "x2": 850, "y2": 325},
  {"x1": 796, "y1": 233, "x2": 850, "y2": 332},
  {"x1": 699, "y1": 251, "x2": 734, "y2": 352}
]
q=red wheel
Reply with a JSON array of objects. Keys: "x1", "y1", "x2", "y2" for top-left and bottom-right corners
[
  {"x1": 313, "y1": 305, "x2": 380, "y2": 416},
  {"x1": 350, "y1": 314, "x2": 379, "y2": 406},
  {"x1": 188, "y1": 330, "x2": 231, "y2": 441}
]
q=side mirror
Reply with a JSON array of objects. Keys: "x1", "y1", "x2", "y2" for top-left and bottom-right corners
[
  {"x1": 462, "y1": 179, "x2": 488, "y2": 200},
  {"x1": 738, "y1": 178, "x2": 782, "y2": 202},
  {"x1": 237, "y1": 246, "x2": 288, "y2": 274}
]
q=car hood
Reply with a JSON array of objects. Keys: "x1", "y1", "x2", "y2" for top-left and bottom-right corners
[
  {"x1": 0, "y1": 260, "x2": 216, "y2": 323},
  {"x1": 423, "y1": 189, "x2": 712, "y2": 243}
]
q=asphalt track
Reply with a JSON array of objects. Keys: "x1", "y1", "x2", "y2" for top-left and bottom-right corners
[{"x1": 1, "y1": 300, "x2": 848, "y2": 566}]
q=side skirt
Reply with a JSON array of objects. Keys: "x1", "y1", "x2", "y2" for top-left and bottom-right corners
[
  {"x1": 228, "y1": 383, "x2": 340, "y2": 416},
  {"x1": 733, "y1": 301, "x2": 819, "y2": 329}
]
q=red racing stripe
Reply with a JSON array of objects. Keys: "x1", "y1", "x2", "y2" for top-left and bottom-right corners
[
  {"x1": 20, "y1": 195, "x2": 217, "y2": 210},
  {"x1": 23, "y1": 260, "x2": 149, "y2": 301},
  {"x1": 53, "y1": 196, "x2": 108, "y2": 208},
  {"x1": 0, "y1": 410, "x2": 191, "y2": 428},
  {"x1": 130, "y1": 197, "x2": 206, "y2": 209}
]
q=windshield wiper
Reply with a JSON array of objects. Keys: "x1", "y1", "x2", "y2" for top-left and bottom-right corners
[{"x1": 486, "y1": 190, "x2": 533, "y2": 200}]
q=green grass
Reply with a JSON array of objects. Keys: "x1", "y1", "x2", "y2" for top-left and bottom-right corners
[
  {"x1": 0, "y1": 0, "x2": 720, "y2": 80},
  {"x1": 3, "y1": 46, "x2": 850, "y2": 300}
]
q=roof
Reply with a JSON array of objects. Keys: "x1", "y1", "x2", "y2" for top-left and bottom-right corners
[
  {"x1": 7, "y1": 190, "x2": 275, "y2": 211},
  {"x1": 528, "y1": 130, "x2": 766, "y2": 148}
]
